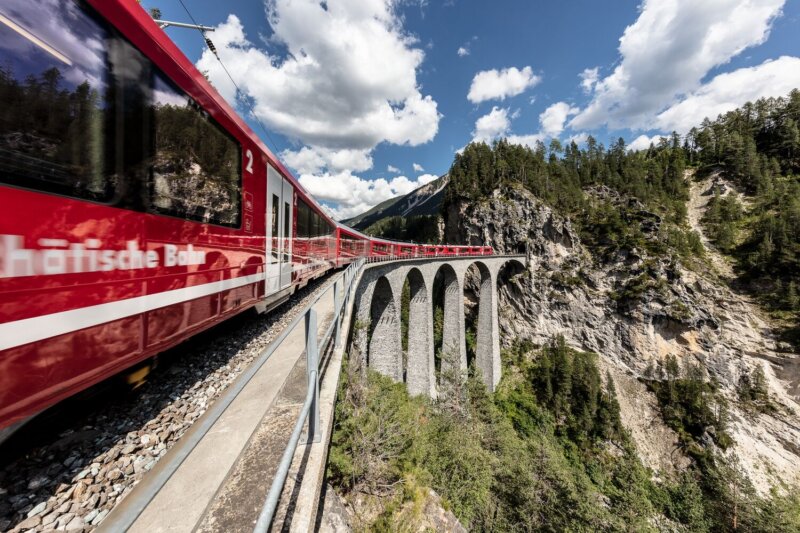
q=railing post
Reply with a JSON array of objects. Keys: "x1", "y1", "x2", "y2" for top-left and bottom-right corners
[
  {"x1": 305, "y1": 309, "x2": 320, "y2": 444},
  {"x1": 333, "y1": 279, "x2": 342, "y2": 350}
]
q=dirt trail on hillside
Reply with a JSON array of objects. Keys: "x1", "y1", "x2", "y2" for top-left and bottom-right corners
[
  {"x1": 685, "y1": 169, "x2": 775, "y2": 326},
  {"x1": 686, "y1": 170, "x2": 740, "y2": 280}
]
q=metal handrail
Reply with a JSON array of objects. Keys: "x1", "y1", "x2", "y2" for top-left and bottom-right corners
[
  {"x1": 253, "y1": 258, "x2": 363, "y2": 532},
  {"x1": 363, "y1": 250, "x2": 495, "y2": 264},
  {"x1": 99, "y1": 259, "x2": 364, "y2": 533},
  {"x1": 255, "y1": 368, "x2": 317, "y2": 529},
  {"x1": 252, "y1": 252, "x2": 508, "y2": 530}
]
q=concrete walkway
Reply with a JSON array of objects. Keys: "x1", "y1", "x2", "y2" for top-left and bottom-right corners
[{"x1": 100, "y1": 278, "x2": 337, "y2": 533}]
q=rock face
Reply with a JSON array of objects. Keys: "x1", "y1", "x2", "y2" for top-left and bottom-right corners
[
  {"x1": 446, "y1": 185, "x2": 800, "y2": 493},
  {"x1": 320, "y1": 485, "x2": 466, "y2": 533},
  {"x1": 319, "y1": 485, "x2": 353, "y2": 533}
]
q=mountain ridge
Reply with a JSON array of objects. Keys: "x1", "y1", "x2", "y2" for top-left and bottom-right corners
[{"x1": 342, "y1": 174, "x2": 447, "y2": 230}]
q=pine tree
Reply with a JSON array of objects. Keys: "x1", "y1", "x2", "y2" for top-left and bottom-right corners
[
  {"x1": 751, "y1": 365, "x2": 768, "y2": 404},
  {"x1": 664, "y1": 354, "x2": 681, "y2": 404},
  {"x1": 787, "y1": 280, "x2": 799, "y2": 311},
  {"x1": 597, "y1": 371, "x2": 622, "y2": 439}
]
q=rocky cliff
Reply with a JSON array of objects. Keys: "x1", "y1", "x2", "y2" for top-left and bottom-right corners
[{"x1": 446, "y1": 184, "x2": 800, "y2": 493}]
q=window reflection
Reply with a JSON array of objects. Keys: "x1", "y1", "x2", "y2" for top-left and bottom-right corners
[
  {"x1": 0, "y1": 0, "x2": 110, "y2": 201},
  {"x1": 150, "y1": 73, "x2": 241, "y2": 227},
  {"x1": 0, "y1": 0, "x2": 243, "y2": 228},
  {"x1": 271, "y1": 194, "x2": 279, "y2": 262}
]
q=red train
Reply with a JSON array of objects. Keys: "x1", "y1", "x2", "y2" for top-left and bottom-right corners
[{"x1": 0, "y1": 0, "x2": 491, "y2": 437}]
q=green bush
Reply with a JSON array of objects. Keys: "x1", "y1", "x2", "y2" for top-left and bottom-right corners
[{"x1": 330, "y1": 340, "x2": 800, "y2": 531}]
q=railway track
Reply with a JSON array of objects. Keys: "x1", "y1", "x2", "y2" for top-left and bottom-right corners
[{"x1": 0, "y1": 274, "x2": 336, "y2": 533}]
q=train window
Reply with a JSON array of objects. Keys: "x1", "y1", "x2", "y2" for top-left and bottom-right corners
[
  {"x1": 0, "y1": 1, "x2": 113, "y2": 201},
  {"x1": 317, "y1": 213, "x2": 331, "y2": 237},
  {"x1": 149, "y1": 73, "x2": 241, "y2": 227},
  {"x1": 297, "y1": 198, "x2": 309, "y2": 238},
  {"x1": 312, "y1": 212, "x2": 320, "y2": 238}
]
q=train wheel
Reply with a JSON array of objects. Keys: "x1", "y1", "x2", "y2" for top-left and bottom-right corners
[{"x1": 123, "y1": 357, "x2": 158, "y2": 390}]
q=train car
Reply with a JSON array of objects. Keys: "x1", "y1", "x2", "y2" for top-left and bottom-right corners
[
  {"x1": 336, "y1": 226, "x2": 370, "y2": 267},
  {"x1": 369, "y1": 240, "x2": 393, "y2": 258},
  {"x1": 0, "y1": 0, "x2": 339, "y2": 437},
  {"x1": 0, "y1": 0, "x2": 491, "y2": 438},
  {"x1": 397, "y1": 244, "x2": 417, "y2": 258}
]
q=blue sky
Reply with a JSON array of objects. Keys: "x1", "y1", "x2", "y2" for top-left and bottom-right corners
[{"x1": 142, "y1": 0, "x2": 800, "y2": 219}]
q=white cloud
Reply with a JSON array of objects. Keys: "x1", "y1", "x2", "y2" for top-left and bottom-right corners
[
  {"x1": 197, "y1": 3, "x2": 440, "y2": 151},
  {"x1": 195, "y1": 2, "x2": 445, "y2": 218},
  {"x1": 298, "y1": 171, "x2": 441, "y2": 219},
  {"x1": 656, "y1": 56, "x2": 800, "y2": 133},
  {"x1": 568, "y1": 132, "x2": 589, "y2": 146},
  {"x1": 413, "y1": 162, "x2": 425, "y2": 172},
  {"x1": 473, "y1": 106, "x2": 511, "y2": 143},
  {"x1": 476, "y1": 102, "x2": 575, "y2": 145},
  {"x1": 470, "y1": 105, "x2": 559, "y2": 149},
  {"x1": 387, "y1": 164, "x2": 400, "y2": 173},
  {"x1": 417, "y1": 173, "x2": 439, "y2": 185},
  {"x1": 629, "y1": 134, "x2": 668, "y2": 151},
  {"x1": 506, "y1": 133, "x2": 544, "y2": 149},
  {"x1": 467, "y1": 66, "x2": 541, "y2": 103},
  {"x1": 457, "y1": 36, "x2": 477, "y2": 57},
  {"x1": 579, "y1": 67, "x2": 599, "y2": 93},
  {"x1": 539, "y1": 102, "x2": 580, "y2": 137},
  {"x1": 570, "y1": 0, "x2": 785, "y2": 131},
  {"x1": 282, "y1": 146, "x2": 372, "y2": 175}
]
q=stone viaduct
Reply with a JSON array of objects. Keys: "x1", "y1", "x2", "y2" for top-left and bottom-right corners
[{"x1": 350, "y1": 256, "x2": 526, "y2": 396}]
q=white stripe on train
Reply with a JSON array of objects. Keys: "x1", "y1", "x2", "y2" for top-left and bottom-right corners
[{"x1": 0, "y1": 273, "x2": 266, "y2": 351}]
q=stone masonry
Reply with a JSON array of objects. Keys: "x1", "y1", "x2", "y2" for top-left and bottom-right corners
[{"x1": 350, "y1": 256, "x2": 525, "y2": 395}]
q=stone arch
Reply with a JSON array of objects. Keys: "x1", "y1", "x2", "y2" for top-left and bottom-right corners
[
  {"x1": 433, "y1": 263, "x2": 466, "y2": 382},
  {"x1": 464, "y1": 261, "x2": 498, "y2": 389},
  {"x1": 368, "y1": 276, "x2": 402, "y2": 380},
  {"x1": 496, "y1": 258, "x2": 528, "y2": 312},
  {"x1": 403, "y1": 268, "x2": 434, "y2": 396},
  {"x1": 495, "y1": 256, "x2": 529, "y2": 341},
  {"x1": 499, "y1": 257, "x2": 527, "y2": 274},
  {"x1": 497, "y1": 258, "x2": 527, "y2": 292}
]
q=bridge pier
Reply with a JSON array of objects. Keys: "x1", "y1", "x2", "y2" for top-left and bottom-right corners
[
  {"x1": 350, "y1": 255, "x2": 526, "y2": 396},
  {"x1": 474, "y1": 265, "x2": 501, "y2": 390},
  {"x1": 405, "y1": 268, "x2": 435, "y2": 397},
  {"x1": 367, "y1": 277, "x2": 402, "y2": 381},
  {"x1": 437, "y1": 264, "x2": 468, "y2": 380}
]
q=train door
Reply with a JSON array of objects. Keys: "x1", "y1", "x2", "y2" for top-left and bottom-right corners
[
  {"x1": 266, "y1": 165, "x2": 293, "y2": 295},
  {"x1": 281, "y1": 178, "x2": 294, "y2": 288}
]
